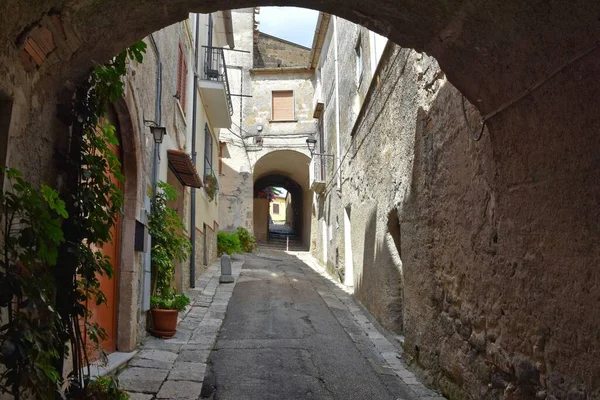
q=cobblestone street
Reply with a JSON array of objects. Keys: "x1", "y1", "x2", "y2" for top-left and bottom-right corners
[{"x1": 117, "y1": 252, "x2": 445, "y2": 400}]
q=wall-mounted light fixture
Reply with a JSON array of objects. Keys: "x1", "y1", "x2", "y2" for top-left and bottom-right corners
[
  {"x1": 306, "y1": 136, "x2": 317, "y2": 156},
  {"x1": 257, "y1": 125, "x2": 263, "y2": 132},
  {"x1": 144, "y1": 119, "x2": 167, "y2": 144},
  {"x1": 150, "y1": 126, "x2": 167, "y2": 144}
]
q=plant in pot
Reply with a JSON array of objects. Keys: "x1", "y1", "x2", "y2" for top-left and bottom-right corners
[
  {"x1": 204, "y1": 172, "x2": 218, "y2": 200},
  {"x1": 148, "y1": 182, "x2": 192, "y2": 338}
]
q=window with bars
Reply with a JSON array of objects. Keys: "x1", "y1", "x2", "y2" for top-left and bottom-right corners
[
  {"x1": 204, "y1": 123, "x2": 213, "y2": 178},
  {"x1": 177, "y1": 42, "x2": 188, "y2": 112},
  {"x1": 271, "y1": 90, "x2": 295, "y2": 121}
]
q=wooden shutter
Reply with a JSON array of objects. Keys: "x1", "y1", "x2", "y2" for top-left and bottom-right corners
[
  {"x1": 272, "y1": 90, "x2": 294, "y2": 121},
  {"x1": 177, "y1": 42, "x2": 188, "y2": 112}
]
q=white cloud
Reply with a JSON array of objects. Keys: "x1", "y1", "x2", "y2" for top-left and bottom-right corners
[{"x1": 256, "y1": 7, "x2": 319, "y2": 48}]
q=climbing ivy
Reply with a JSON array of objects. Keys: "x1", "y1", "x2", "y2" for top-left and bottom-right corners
[{"x1": 57, "y1": 40, "x2": 147, "y2": 397}]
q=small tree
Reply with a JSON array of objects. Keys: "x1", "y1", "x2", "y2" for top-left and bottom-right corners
[{"x1": 148, "y1": 182, "x2": 191, "y2": 311}]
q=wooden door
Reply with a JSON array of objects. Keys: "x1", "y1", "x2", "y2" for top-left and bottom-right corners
[{"x1": 88, "y1": 140, "x2": 122, "y2": 354}]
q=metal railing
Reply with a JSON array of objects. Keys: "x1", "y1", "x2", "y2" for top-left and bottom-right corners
[{"x1": 201, "y1": 46, "x2": 233, "y2": 116}]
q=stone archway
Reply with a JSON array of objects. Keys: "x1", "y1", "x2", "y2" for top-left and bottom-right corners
[
  {"x1": 2, "y1": 1, "x2": 599, "y2": 117},
  {"x1": 253, "y1": 150, "x2": 311, "y2": 248},
  {"x1": 111, "y1": 97, "x2": 143, "y2": 352}
]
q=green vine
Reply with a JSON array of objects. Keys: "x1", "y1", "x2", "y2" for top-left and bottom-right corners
[{"x1": 57, "y1": 40, "x2": 147, "y2": 397}]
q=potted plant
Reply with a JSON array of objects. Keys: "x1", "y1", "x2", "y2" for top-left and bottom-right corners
[
  {"x1": 204, "y1": 172, "x2": 218, "y2": 200},
  {"x1": 148, "y1": 182, "x2": 191, "y2": 337}
]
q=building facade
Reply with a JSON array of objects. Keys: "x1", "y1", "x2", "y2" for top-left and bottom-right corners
[
  {"x1": 218, "y1": 8, "x2": 314, "y2": 247},
  {"x1": 67, "y1": 11, "x2": 235, "y2": 356}
]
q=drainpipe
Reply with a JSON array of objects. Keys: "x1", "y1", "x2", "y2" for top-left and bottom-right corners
[
  {"x1": 149, "y1": 33, "x2": 162, "y2": 199},
  {"x1": 143, "y1": 33, "x2": 162, "y2": 311},
  {"x1": 189, "y1": 13, "x2": 201, "y2": 289},
  {"x1": 333, "y1": 16, "x2": 341, "y2": 189}
]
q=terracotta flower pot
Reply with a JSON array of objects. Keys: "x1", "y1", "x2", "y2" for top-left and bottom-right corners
[{"x1": 150, "y1": 308, "x2": 178, "y2": 338}]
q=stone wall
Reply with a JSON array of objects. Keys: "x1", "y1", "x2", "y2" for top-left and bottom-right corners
[
  {"x1": 253, "y1": 32, "x2": 311, "y2": 69},
  {"x1": 313, "y1": 34, "x2": 600, "y2": 399}
]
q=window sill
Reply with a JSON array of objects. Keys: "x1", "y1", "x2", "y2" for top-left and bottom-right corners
[{"x1": 269, "y1": 119, "x2": 298, "y2": 123}]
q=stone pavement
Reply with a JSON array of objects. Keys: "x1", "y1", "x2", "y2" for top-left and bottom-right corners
[
  {"x1": 118, "y1": 257, "x2": 244, "y2": 400},
  {"x1": 117, "y1": 251, "x2": 445, "y2": 399}
]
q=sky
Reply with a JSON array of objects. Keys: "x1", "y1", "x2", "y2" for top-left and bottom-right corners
[{"x1": 256, "y1": 7, "x2": 319, "y2": 48}]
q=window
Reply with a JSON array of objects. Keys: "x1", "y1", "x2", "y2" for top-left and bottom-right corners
[
  {"x1": 273, "y1": 203, "x2": 280, "y2": 214},
  {"x1": 204, "y1": 124, "x2": 213, "y2": 178},
  {"x1": 176, "y1": 42, "x2": 188, "y2": 112},
  {"x1": 355, "y1": 35, "x2": 363, "y2": 87},
  {"x1": 271, "y1": 90, "x2": 295, "y2": 121}
]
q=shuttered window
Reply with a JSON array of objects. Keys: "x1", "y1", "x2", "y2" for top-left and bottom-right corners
[
  {"x1": 177, "y1": 42, "x2": 188, "y2": 112},
  {"x1": 271, "y1": 90, "x2": 295, "y2": 121},
  {"x1": 204, "y1": 124, "x2": 213, "y2": 178}
]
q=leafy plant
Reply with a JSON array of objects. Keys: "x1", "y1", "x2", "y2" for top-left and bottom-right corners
[
  {"x1": 150, "y1": 293, "x2": 191, "y2": 312},
  {"x1": 236, "y1": 227, "x2": 257, "y2": 253},
  {"x1": 0, "y1": 168, "x2": 68, "y2": 400},
  {"x1": 148, "y1": 182, "x2": 191, "y2": 310},
  {"x1": 204, "y1": 172, "x2": 218, "y2": 201},
  {"x1": 217, "y1": 231, "x2": 242, "y2": 256},
  {"x1": 83, "y1": 376, "x2": 129, "y2": 400}
]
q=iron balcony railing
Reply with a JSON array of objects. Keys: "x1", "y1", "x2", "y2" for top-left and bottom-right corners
[{"x1": 201, "y1": 46, "x2": 233, "y2": 116}]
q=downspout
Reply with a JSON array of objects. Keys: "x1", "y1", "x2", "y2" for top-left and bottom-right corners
[
  {"x1": 189, "y1": 13, "x2": 200, "y2": 288},
  {"x1": 149, "y1": 33, "x2": 162, "y2": 200},
  {"x1": 143, "y1": 33, "x2": 162, "y2": 312},
  {"x1": 333, "y1": 16, "x2": 341, "y2": 189}
]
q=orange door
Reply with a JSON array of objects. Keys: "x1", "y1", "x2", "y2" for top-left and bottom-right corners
[{"x1": 88, "y1": 140, "x2": 122, "y2": 354}]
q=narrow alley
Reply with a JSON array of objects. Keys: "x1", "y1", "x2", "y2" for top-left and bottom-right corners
[
  {"x1": 1, "y1": 2, "x2": 599, "y2": 399},
  {"x1": 119, "y1": 252, "x2": 445, "y2": 400}
]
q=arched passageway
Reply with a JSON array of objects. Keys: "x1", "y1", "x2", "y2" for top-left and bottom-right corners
[
  {"x1": 254, "y1": 174, "x2": 304, "y2": 246},
  {"x1": 252, "y1": 150, "x2": 311, "y2": 249},
  {"x1": 1, "y1": 2, "x2": 599, "y2": 399}
]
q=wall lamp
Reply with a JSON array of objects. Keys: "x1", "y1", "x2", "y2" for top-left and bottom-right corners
[
  {"x1": 306, "y1": 136, "x2": 317, "y2": 156},
  {"x1": 144, "y1": 119, "x2": 167, "y2": 144}
]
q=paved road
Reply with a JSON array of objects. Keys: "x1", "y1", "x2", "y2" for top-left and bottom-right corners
[{"x1": 200, "y1": 253, "x2": 422, "y2": 400}]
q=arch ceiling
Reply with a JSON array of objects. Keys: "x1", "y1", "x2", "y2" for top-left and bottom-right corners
[
  {"x1": 1, "y1": 1, "x2": 599, "y2": 115},
  {"x1": 253, "y1": 150, "x2": 311, "y2": 189}
]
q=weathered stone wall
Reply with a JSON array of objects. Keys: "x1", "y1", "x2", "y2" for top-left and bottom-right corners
[
  {"x1": 253, "y1": 32, "x2": 311, "y2": 68},
  {"x1": 314, "y1": 34, "x2": 600, "y2": 399}
]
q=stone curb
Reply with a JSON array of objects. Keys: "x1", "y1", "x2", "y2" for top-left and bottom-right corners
[{"x1": 294, "y1": 252, "x2": 447, "y2": 400}]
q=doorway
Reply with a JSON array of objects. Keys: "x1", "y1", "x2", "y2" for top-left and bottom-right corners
[{"x1": 343, "y1": 206, "x2": 354, "y2": 287}]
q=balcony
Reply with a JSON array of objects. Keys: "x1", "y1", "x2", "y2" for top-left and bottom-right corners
[
  {"x1": 198, "y1": 46, "x2": 233, "y2": 128},
  {"x1": 309, "y1": 153, "x2": 333, "y2": 194}
]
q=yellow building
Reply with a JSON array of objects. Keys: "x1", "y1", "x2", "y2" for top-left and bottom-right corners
[{"x1": 269, "y1": 194, "x2": 288, "y2": 223}]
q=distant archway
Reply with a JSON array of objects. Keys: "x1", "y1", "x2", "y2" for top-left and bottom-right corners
[{"x1": 253, "y1": 150, "x2": 311, "y2": 249}]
